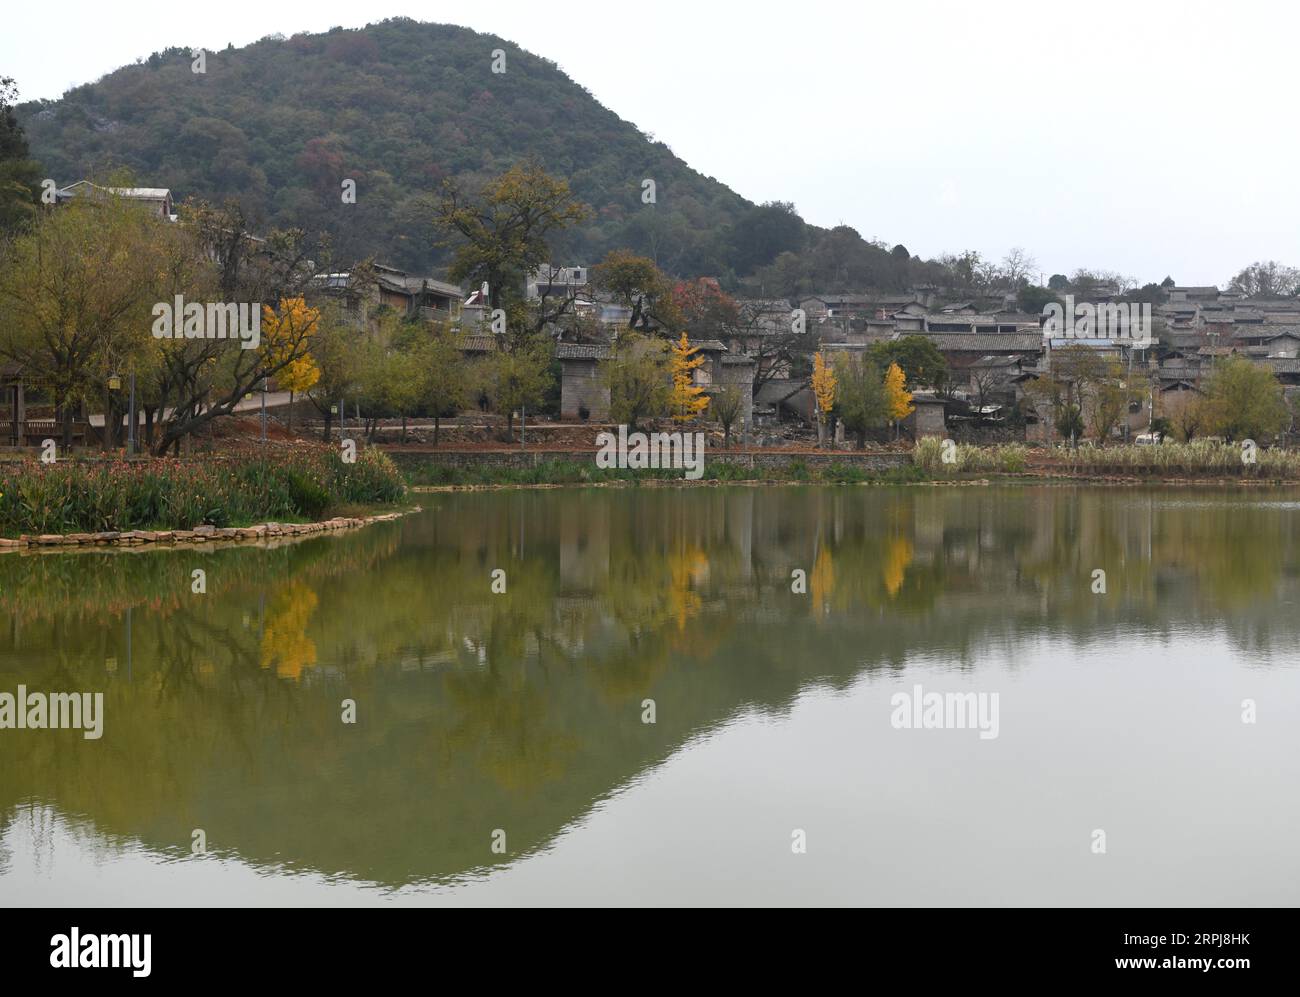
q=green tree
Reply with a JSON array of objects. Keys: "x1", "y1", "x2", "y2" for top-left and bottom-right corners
[
  {"x1": 0, "y1": 78, "x2": 42, "y2": 235},
  {"x1": 868, "y1": 336, "x2": 948, "y2": 393},
  {"x1": 1084, "y1": 358, "x2": 1131, "y2": 445},
  {"x1": 727, "y1": 201, "x2": 806, "y2": 274},
  {"x1": 600, "y1": 333, "x2": 669, "y2": 430},
  {"x1": 591, "y1": 250, "x2": 680, "y2": 332},
  {"x1": 1200, "y1": 355, "x2": 1289, "y2": 441},
  {"x1": 0, "y1": 191, "x2": 188, "y2": 448},
  {"x1": 435, "y1": 162, "x2": 589, "y2": 316},
  {"x1": 419, "y1": 323, "x2": 467, "y2": 446},
  {"x1": 476, "y1": 339, "x2": 553, "y2": 440},
  {"x1": 1017, "y1": 284, "x2": 1058, "y2": 315},
  {"x1": 304, "y1": 304, "x2": 367, "y2": 442},
  {"x1": 832, "y1": 354, "x2": 888, "y2": 449}
]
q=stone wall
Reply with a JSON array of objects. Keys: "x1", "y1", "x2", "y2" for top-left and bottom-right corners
[
  {"x1": 560, "y1": 359, "x2": 610, "y2": 420},
  {"x1": 391, "y1": 449, "x2": 911, "y2": 473}
]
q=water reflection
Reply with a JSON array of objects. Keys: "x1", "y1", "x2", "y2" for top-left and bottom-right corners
[{"x1": 1, "y1": 484, "x2": 1298, "y2": 897}]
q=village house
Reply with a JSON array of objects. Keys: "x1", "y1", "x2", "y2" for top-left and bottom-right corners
[
  {"x1": 54, "y1": 180, "x2": 176, "y2": 220},
  {"x1": 555, "y1": 342, "x2": 612, "y2": 420},
  {"x1": 902, "y1": 392, "x2": 947, "y2": 439},
  {"x1": 1164, "y1": 285, "x2": 1221, "y2": 304},
  {"x1": 311, "y1": 264, "x2": 463, "y2": 328},
  {"x1": 527, "y1": 264, "x2": 590, "y2": 300}
]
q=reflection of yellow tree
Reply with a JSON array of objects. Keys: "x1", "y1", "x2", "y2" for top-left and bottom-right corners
[
  {"x1": 810, "y1": 545, "x2": 835, "y2": 619},
  {"x1": 668, "y1": 544, "x2": 708, "y2": 631},
  {"x1": 882, "y1": 536, "x2": 913, "y2": 597},
  {"x1": 260, "y1": 581, "x2": 319, "y2": 680}
]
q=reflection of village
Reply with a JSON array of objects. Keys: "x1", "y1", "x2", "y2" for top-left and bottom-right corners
[{"x1": 2, "y1": 487, "x2": 1297, "y2": 888}]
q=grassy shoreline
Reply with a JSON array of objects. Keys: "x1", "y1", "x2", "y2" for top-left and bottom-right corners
[
  {"x1": 402, "y1": 440, "x2": 1300, "y2": 490},
  {"x1": 0, "y1": 448, "x2": 407, "y2": 538}
]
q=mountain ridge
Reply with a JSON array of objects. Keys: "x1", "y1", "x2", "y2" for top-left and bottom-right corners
[{"x1": 17, "y1": 19, "x2": 781, "y2": 280}]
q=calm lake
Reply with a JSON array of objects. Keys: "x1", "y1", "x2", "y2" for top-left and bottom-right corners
[{"x1": 2, "y1": 484, "x2": 1298, "y2": 906}]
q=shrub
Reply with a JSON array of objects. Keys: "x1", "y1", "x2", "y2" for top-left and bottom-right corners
[{"x1": 0, "y1": 446, "x2": 407, "y2": 537}]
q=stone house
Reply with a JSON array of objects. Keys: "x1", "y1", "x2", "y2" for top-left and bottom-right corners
[
  {"x1": 902, "y1": 392, "x2": 947, "y2": 438},
  {"x1": 556, "y1": 342, "x2": 612, "y2": 420}
]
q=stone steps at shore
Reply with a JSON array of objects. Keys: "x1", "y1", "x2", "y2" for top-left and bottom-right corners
[{"x1": 0, "y1": 511, "x2": 413, "y2": 550}]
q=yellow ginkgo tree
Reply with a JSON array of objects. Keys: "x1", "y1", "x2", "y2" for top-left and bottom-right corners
[
  {"x1": 884, "y1": 361, "x2": 914, "y2": 436},
  {"x1": 261, "y1": 298, "x2": 321, "y2": 432},
  {"x1": 670, "y1": 333, "x2": 710, "y2": 422},
  {"x1": 812, "y1": 351, "x2": 837, "y2": 447}
]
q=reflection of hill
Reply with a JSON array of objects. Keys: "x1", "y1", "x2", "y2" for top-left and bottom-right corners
[{"x1": 2, "y1": 485, "x2": 1299, "y2": 887}]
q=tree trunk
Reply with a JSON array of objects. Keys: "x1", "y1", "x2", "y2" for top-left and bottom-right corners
[
  {"x1": 144, "y1": 406, "x2": 156, "y2": 448},
  {"x1": 434, "y1": 415, "x2": 440, "y2": 447}
]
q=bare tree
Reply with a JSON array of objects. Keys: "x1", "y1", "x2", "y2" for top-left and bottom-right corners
[
  {"x1": 1228, "y1": 260, "x2": 1300, "y2": 297},
  {"x1": 1000, "y1": 247, "x2": 1038, "y2": 288}
]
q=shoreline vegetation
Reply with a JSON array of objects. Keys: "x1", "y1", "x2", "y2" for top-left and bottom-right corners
[
  {"x1": 4, "y1": 440, "x2": 1299, "y2": 542},
  {"x1": 403, "y1": 440, "x2": 1300, "y2": 489},
  {"x1": 0, "y1": 447, "x2": 407, "y2": 540}
]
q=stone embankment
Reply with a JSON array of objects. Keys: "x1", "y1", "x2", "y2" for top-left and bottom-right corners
[{"x1": 0, "y1": 510, "x2": 415, "y2": 551}]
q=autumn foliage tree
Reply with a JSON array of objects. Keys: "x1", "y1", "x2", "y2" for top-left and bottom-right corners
[
  {"x1": 435, "y1": 162, "x2": 589, "y2": 316},
  {"x1": 811, "y1": 351, "x2": 837, "y2": 447},
  {"x1": 672, "y1": 277, "x2": 739, "y2": 340},
  {"x1": 884, "y1": 361, "x2": 914, "y2": 435},
  {"x1": 591, "y1": 250, "x2": 680, "y2": 332},
  {"x1": 670, "y1": 333, "x2": 710, "y2": 423}
]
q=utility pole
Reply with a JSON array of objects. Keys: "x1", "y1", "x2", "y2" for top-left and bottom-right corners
[{"x1": 127, "y1": 363, "x2": 137, "y2": 456}]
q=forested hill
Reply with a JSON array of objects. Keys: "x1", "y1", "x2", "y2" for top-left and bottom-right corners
[{"x1": 15, "y1": 18, "x2": 822, "y2": 282}]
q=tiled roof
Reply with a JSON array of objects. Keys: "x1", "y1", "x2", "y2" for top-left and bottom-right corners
[
  {"x1": 917, "y1": 333, "x2": 1044, "y2": 352},
  {"x1": 554, "y1": 343, "x2": 612, "y2": 360},
  {"x1": 1234, "y1": 324, "x2": 1300, "y2": 340},
  {"x1": 458, "y1": 335, "x2": 500, "y2": 353},
  {"x1": 1262, "y1": 357, "x2": 1300, "y2": 374},
  {"x1": 720, "y1": 354, "x2": 756, "y2": 365}
]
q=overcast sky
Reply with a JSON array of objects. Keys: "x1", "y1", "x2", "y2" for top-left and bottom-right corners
[{"x1": 4, "y1": 0, "x2": 1296, "y2": 286}]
